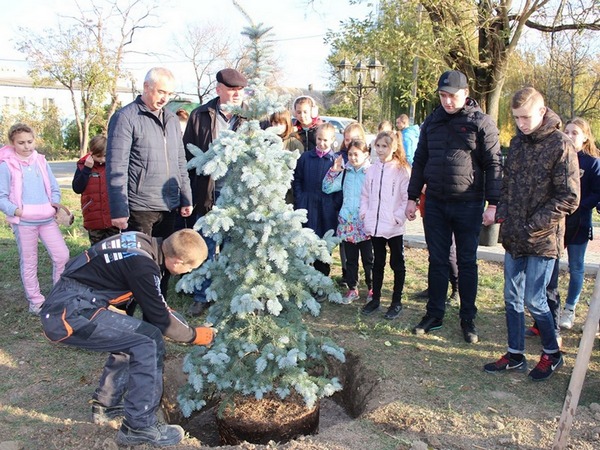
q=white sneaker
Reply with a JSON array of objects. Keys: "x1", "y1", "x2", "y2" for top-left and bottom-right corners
[
  {"x1": 559, "y1": 308, "x2": 575, "y2": 330},
  {"x1": 340, "y1": 289, "x2": 359, "y2": 305}
]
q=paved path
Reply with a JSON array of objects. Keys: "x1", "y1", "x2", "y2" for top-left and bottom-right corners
[{"x1": 404, "y1": 215, "x2": 600, "y2": 275}]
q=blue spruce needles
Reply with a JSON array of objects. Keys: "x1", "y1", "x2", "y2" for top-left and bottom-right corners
[{"x1": 177, "y1": 22, "x2": 345, "y2": 415}]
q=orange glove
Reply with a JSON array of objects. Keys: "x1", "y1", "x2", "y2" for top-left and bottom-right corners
[{"x1": 193, "y1": 326, "x2": 215, "y2": 346}]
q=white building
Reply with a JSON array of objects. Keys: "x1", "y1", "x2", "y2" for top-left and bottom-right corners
[{"x1": 0, "y1": 66, "x2": 135, "y2": 120}]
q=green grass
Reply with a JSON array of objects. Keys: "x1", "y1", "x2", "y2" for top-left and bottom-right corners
[{"x1": 1, "y1": 188, "x2": 600, "y2": 449}]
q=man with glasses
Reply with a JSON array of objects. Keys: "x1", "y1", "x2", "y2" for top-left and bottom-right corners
[{"x1": 106, "y1": 67, "x2": 193, "y2": 299}]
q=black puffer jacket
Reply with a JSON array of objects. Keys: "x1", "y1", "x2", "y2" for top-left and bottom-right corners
[{"x1": 407, "y1": 98, "x2": 502, "y2": 204}]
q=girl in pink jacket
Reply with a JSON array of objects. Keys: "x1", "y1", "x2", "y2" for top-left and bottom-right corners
[
  {"x1": 0, "y1": 123, "x2": 69, "y2": 315},
  {"x1": 359, "y1": 131, "x2": 411, "y2": 319}
]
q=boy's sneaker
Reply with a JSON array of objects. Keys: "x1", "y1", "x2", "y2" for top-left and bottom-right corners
[
  {"x1": 361, "y1": 301, "x2": 380, "y2": 316},
  {"x1": 384, "y1": 304, "x2": 402, "y2": 320},
  {"x1": 91, "y1": 400, "x2": 124, "y2": 425},
  {"x1": 525, "y1": 326, "x2": 540, "y2": 338},
  {"x1": 559, "y1": 308, "x2": 575, "y2": 330},
  {"x1": 412, "y1": 314, "x2": 443, "y2": 335},
  {"x1": 461, "y1": 319, "x2": 479, "y2": 344},
  {"x1": 529, "y1": 352, "x2": 563, "y2": 381},
  {"x1": 483, "y1": 353, "x2": 528, "y2": 373},
  {"x1": 366, "y1": 289, "x2": 374, "y2": 303},
  {"x1": 116, "y1": 421, "x2": 185, "y2": 447},
  {"x1": 340, "y1": 289, "x2": 359, "y2": 305}
]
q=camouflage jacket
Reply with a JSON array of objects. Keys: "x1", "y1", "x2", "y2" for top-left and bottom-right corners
[{"x1": 497, "y1": 108, "x2": 580, "y2": 258}]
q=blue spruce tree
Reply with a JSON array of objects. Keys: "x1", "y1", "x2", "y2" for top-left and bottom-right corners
[{"x1": 177, "y1": 22, "x2": 345, "y2": 417}]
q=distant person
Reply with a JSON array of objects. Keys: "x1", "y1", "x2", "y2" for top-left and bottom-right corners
[
  {"x1": 106, "y1": 67, "x2": 193, "y2": 299},
  {"x1": 270, "y1": 109, "x2": 304, "y2": 204},
  {"x1": 369, "y1": 120, "x2": 393, "y2": 162},
  {"x1": 72, "y1": 134, "x2": 120, "y2": 244},
  {"x1": 183, "y1": 68, "x2": 248, "y2": 316},
  {"x1": 396, "y1": 114, "x2": 419, "y2": 165},
  {"x1": 360, "y1": 131, "x2": 410, "y2": 319},
  {"x1": 293, "y1": 122, "x2": 341, "y2": 280},
  {"x1": 39, "y1": 230, "x2": 215, "y2": 447},
  {"x1": 558, "y1": 118, "x2": 600, "y2": 329},
  {"x1": 405, "y1": 70, "x2": 502, "y2": 344},
  {"x1": 175, "y1": 108, "x2": 189, "y2": 134},
  {"x1": 293, "y1": 95, "x2": 323, "y2": 151},
  {"x1": 336, "y1": 121, "x2": 366, "y2": 287},
  {"x1": 270, "y1": 109, "x2": 304, "y2": 152},
  {"x1": 323, "y1": 138, "x2": 373, "y2": 304},
  {"x1": 0, "y1": 123, "x2": 69, "y2": 315},
  {"x1": 484, "y1": 87, "x2": 579, "y2": 381}
]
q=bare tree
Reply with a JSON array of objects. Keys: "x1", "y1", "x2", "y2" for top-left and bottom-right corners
[
  {"x1": 418, "y1": 0, "x2": 600, "y2": 121},
  {"x1": 173, "y1": 23, "x2": 233, "y2": 104},
  {"x1": 17, "y1": 0, "x2": 159, "y2": 155}
]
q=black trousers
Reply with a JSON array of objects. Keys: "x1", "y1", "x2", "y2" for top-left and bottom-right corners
[{"x1": 344, "y1": 240, "x2": 373, "y2": 291}]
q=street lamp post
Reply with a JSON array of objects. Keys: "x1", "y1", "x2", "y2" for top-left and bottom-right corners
[{"x1": 337, "y1": 57, "x2": 383, "y2": 124}]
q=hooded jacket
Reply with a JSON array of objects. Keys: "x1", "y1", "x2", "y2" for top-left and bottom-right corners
[
  {"x1": 0, "y1": 145, "x2": 58, "y2": 225},
  {"x1": 360, "y1": 159, "x2": 410, "y2": 239},
  {"x1": 73, "y1": 155, "x2": 113, "y2": 231},
  {"x1": 106, "y1": 96, "x2": 193, "y2": 219},
  {"x1": 407, "y1": 98, "x2": 502, "y2": 205},
  {"x1": 322, "y1": 161, "x2": 371, "y2": 243},
  {"x1": 497, "y1": 108, "x2": 580, "y2": 258}
]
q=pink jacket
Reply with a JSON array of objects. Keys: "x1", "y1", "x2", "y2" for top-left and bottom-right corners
[
  {"x1": 360, "y1": 159, "x2": 410, "y2": 239},
  {"x1": 0, "y1": 145, "x2": 55, "y2": 225}
]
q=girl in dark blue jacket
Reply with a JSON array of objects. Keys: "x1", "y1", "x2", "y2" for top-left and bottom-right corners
[{"x1": 558, "y1": 117, "x2": 600, "y2": 329}]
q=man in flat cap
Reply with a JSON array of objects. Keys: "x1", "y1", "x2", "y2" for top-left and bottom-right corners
[
  {"x1": 405, "y1": 70, "x2": 502, "y2": 343},
  {"x1": 182, "y1": 68, "x2": 248, "y2": 316}
]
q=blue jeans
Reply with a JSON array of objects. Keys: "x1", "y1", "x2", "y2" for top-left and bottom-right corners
[
  {"x1": 504, "y1": 253, "x2": 559, "y2": 354},
  {"x1": 423, "y1": 198, "x2": 483, "y2": 320},
  {"x1": 565, "y1": 242, "x2": 588, "y2": 309}
]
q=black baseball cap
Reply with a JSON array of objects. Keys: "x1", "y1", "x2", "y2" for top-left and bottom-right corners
[{"x1": 437, "y1": 70, "x2": 468, "y2": 94}]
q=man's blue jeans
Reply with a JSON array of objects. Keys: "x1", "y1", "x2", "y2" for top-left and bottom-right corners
[
  {"x1": 565, "y1": 242, "x2": 588, "y2": 309},
  {"x1": 504, "y1": 253, "x2": 559, "y2": 354},
  {"x1": 423, "y1": 198, "x2": 483, "y2": 321}
]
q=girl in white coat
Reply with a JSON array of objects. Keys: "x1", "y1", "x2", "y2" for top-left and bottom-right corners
[{"x1": 359, "y1": 131, "x2": 411, "y2": 319}]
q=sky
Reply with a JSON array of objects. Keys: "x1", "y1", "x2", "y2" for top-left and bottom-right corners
[{"x1": 0, "y1": 0, "x2": 375, "y2": 95}]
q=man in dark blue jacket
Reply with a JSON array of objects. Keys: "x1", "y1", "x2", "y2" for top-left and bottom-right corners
[
  {"x1": 405, "y1": 70, "x2": 502, "y2": 343},
  {"x1": 106, "y1": 67, "x2": 193, "y2": 298}
]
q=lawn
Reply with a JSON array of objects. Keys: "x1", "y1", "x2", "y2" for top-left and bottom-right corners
[{"x1": 1, "y1": 188, "x2": 600, "y2": 449}]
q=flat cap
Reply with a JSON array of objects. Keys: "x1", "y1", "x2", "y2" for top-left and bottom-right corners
[
  {"x1": 437, "y1": 70, "x2": 468, "y2": 94},
  {"x1": 216, "y1": 68, "x2": 248, "y2": 88}
]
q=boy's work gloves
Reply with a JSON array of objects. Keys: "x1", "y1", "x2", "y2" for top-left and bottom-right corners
[{"x1": 193, "y1": 325, "x2": 216, "y2": 346}]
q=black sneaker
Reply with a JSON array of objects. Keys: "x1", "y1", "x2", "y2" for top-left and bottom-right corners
[
  {"x1": 361, "y1": 301, "x2": 380, "y2": 316},
  {"x1": 412, "y1": 315, "x2": 443, "y2": 335},
  {"x1": 91, "y1": 400, "x2": 124, "y2": 425},
  {"x1": 116, "y1": 421, "x2": 185, "y2": 447},
  {"x1": 384, "y1": 304, "x2": 402, "y2": 320},
  {"x1": 446, "y1": 289, "x2": 458, "y2": 306},
  {"x1": 529, "y1": 352, "x2": 563, "y2": 382},
  {"x1": 483, "y1": 353, "x2": 527, "y2": 373},
  {"x1": 461, "y1": 319, "x2": 479, "y2": 344}
]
